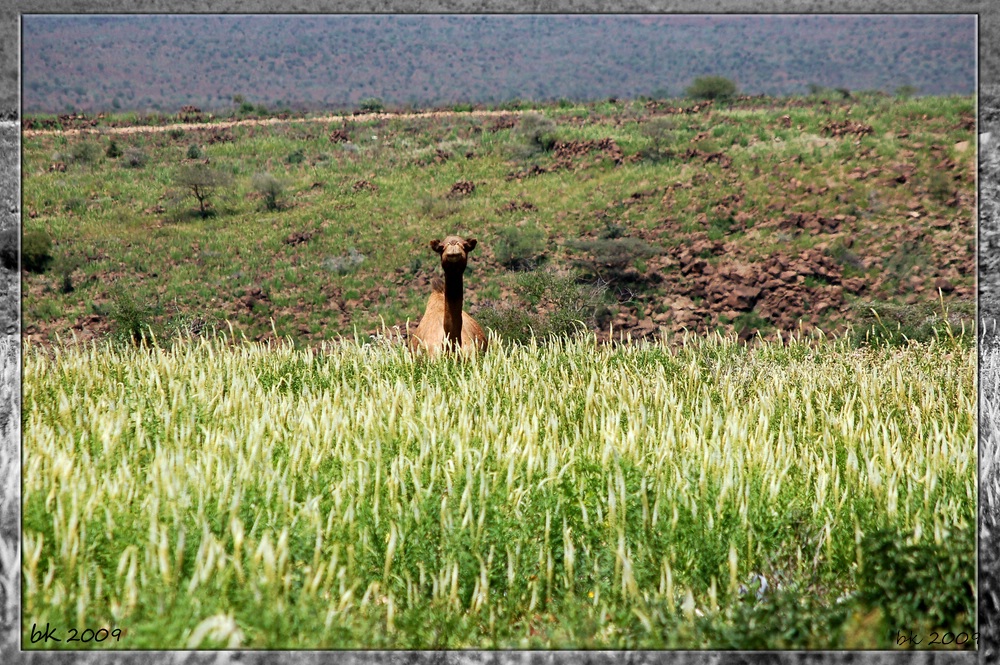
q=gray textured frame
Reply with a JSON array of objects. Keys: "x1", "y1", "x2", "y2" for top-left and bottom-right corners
[{"x1": 0, "y1": 2, "x2": 992, "y2": 664}]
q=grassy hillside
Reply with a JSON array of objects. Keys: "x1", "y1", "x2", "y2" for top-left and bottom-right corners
[
  {"x1": 21, "y1": 332, "x2": 975, "y2": 649},
  {"x1": 20, "y1": 93, "x2": 976, "y2": 349}
]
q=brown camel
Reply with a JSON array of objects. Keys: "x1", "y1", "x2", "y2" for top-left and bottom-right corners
[{"x1": 410, "y1": 235, "x2": 488, "y2": 355}]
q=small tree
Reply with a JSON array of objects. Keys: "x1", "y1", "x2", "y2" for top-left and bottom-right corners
[
  {"x1": 686, "y1": 75, "x2": 738, "y2": 101},
  {"x1": 640, "y1": 116, "x2": 679, "y2": 162},
  {"x1": 173, "y1": 164, "x2": 232, "y2": 218},
  {"x1": 359, "y1": 97, "x2": 384, "y2": 113}
]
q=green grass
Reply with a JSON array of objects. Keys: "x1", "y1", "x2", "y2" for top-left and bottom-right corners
[
  {"x1": 21, "y1": 331, "x2": 975, "y2": 649},
  {"x1": 20, "y1": 95, "x2": 976, "y2": 347}
]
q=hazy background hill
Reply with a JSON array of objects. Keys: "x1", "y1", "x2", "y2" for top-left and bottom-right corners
[{"x1": 22, "y1": 14, "x2": 976, "y2": 114}]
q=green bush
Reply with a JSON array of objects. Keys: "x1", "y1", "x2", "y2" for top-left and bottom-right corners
[
  {"x1": 186, "y1": 144, "x2": 203, "y2": 160},
  {"x1": 105, "y1": 139, "x2": 123, "y2": 158},
  {"x1": 477, "y1": 270, "x2": 606, "y2": 345},
  {"x1": 702, "y1": 578, "x2": 852, "y2": 649},
  {"x1": 493, "y1": 223, "x2": 546, "y2": 270},
  {"x1": 359, "y1": 97, "x2": 385, "y2": 113},
  {"x1": 857, "y1": 525, "x2": 975, "y2": 637},
  {"x1": 109, "y1": 285, "x2": 160, "y2": 346},
  {"x1": 686, "y1": 75, "x2": 739, "y2": 101},
  {"x1": 564, "y1": 237, "x2": 660, "y2": 281},
  {"x1": 69, "y1": 140, "x2": 101, "y2": 165},
  {"x1": 123, "y1": 147, "x2": 148, "y2": 169},
  {"x1": 21, "y1": 230, "x2": 53, "y2": 273},
  {"x1": 511, "y1": 112, "x2": 559, "y2": 158},
  {"x1": 252, "y1": 172, "x2": 286, "y2": 211}
]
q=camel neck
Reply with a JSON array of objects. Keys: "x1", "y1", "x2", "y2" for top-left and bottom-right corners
[{"x1": 441, "y1": 266, "x2": 465, "y2": 345}]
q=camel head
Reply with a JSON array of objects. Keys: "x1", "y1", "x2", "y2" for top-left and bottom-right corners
[{"x1": 430, "y1": 235, "x2": 477, "y2": 270}]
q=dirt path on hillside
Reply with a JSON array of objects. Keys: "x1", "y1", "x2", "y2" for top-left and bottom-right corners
[{"x1": 21, "y1": 109, "x2": 523, "y2": 138}]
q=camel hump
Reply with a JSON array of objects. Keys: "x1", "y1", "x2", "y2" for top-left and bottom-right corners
[{"x1": 431, "y1": 276, "x2": 445, "y2": 293}]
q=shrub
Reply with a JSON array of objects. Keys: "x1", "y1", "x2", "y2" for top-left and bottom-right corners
[
  {"x1": 686, "y1": 75, "x2": 738, "y2": 101},
  {"x1": 105, "y1": 139, "x2": 123, "y2": 158},
  {"x1": 123, "y1": 147, "x2": 148, "y2": 168},
  {"x1": 187, "y1": 144, "x2": 203, "y2": 160},
  {"x1": 639, "y1": 116, "x2": 679, "y2": 162},
  {"x1": 857, "y1": 525, "x2": 975, "y2": 637},
  {"x1": 252, "y1": 172, "x2": 286, "y2": 211},
  {"x1": 705, "y1": 577, "x2": 853, "y2": 649},
  {"x1": 598, "y1": 219, "x2": 626, "y2": 239},
  {"x1": 21, "y1": 230, "x2": 53, "y2": 273},
  {"x1": 563, "y1": 237, "x2": 660, "y2": 281},
  {"x1": 477, "y1": 270, "x2": 606, "y2": 345},
  {"x1": 173, "y1": 163, "x2": 233, "y2": 218},
  {"x1": 168, "y1": 128, "x2": 186, "y2": 140},
  {"x1": 109, "y1": 285, "x2": 160, "y2": 346},
  {"x1": 69, "y1": 140, "x2": 101, "y2": 165},
  {"x1": 493, "y1": 223, "x2": 546, "y2": 270},
  {"x1": 511, "y1": 112, "x2": 559, "y2": 158},
  {"x1": 286, "y1": 149, "x2": 306, "y2": 165},
  {"x1": 359, "y1": 97, "x2": 385, "y2": 113}
]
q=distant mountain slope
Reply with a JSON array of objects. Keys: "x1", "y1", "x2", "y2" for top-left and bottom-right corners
[{"x1": 22, "y1": 14, "x2": 975, "y2": 114}]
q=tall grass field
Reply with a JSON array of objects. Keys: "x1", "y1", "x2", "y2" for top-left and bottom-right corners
[{"x1": 21, "y1": 331, "x2": 975, "y2": 649}]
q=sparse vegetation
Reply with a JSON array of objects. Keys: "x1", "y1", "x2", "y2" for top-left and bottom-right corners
[{"x1": 20, "y1": 93, "x2": 975, "y2": 356}]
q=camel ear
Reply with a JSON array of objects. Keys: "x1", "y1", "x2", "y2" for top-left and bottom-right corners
[
  {"x1": 430, "y1": 239, "x2": 444, "y2": 254},
  {"x1": 463, "y1": 238, "x2": 478, "y2": 252}
]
